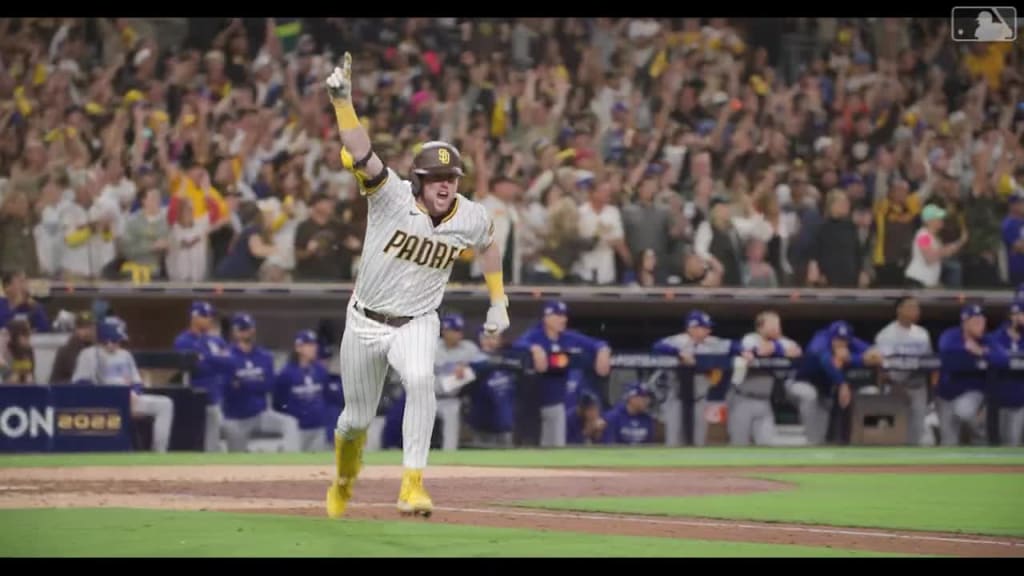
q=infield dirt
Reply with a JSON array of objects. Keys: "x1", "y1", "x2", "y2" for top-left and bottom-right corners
[{"x1": 2, "y1": 464, "x2": 1022, "y2": 557}]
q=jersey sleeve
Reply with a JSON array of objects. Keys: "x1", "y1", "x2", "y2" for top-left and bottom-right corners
[
  {"x1": 652, "y1": 335, "x2": 683, "y2": 355},
  {"x1": 471, "y1": 206, "x2": 495, "y2": 252},
  {"x1": 364, "y1": 167, "x2": 410, "y2": 220},
  {"x1": 71, "y1": 349, "x2": 96, "y2": 386},
  {"x1": 566, "y1": 330, "x2": 609, "y2": 355}
]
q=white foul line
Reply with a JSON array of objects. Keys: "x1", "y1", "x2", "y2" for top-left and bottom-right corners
[{"x1": 351, "y1": 502, "x2": 1024, "y2": 549}]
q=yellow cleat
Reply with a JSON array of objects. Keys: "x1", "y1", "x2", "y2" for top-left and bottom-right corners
[
  {"x1": 396, "y1": 468, "x2": 433, "y2": 518},
  {"x1": 325, "y1": 432, "x2": 366, "y2": 519},
  {"x1": 325, "y1": 477, "x2": 354, "y2": 519}
]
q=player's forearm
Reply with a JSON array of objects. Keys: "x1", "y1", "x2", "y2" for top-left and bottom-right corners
[
  {"x1": 479, "y1": 241, "x2": 506, "y2": 305},
  {"x1": 331, "y1": 102, "x2": 384, "y2": 179}
]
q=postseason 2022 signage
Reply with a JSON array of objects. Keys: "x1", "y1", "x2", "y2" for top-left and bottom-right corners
[{"x1": 0, "y1": 386, "x2": 133, "y2": 453}]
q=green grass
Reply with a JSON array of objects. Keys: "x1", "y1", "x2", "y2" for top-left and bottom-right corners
[
  {"x1": 522, "y1": 473, "x2": 1024, "y2": 537},
  {"x1": 0, "y1": 508, "x2": 906, "y2": 557},
  {"x1": 4, "y1": 446, "x2": 1024, "y2": 469}
]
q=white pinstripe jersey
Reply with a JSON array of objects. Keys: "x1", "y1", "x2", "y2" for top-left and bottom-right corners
[{"x1": 353, "y1": 167, "x2": 493, "y2": 318}]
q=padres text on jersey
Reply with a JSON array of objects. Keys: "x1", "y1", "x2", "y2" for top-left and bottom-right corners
[{"x1": 354, "y1": 167, "x2": 493, "y2": 318}]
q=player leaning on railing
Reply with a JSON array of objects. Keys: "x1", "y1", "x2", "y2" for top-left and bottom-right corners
[{"x1": 323, "y1": 53, "x2": 510, "y2": 519}]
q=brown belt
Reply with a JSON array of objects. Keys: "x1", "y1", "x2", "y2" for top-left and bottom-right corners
[{"x1": 355, "y1": 301, "x2": 414, "y2": 327}]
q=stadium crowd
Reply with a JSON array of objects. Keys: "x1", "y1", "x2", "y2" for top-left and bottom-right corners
[{"x1": 0, "y1": 18, "x2": 1022, "y2": 289}]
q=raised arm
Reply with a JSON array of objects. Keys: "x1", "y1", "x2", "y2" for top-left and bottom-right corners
[{"x1": 326, "y1": 53, "x2": 386, "y2": 193}]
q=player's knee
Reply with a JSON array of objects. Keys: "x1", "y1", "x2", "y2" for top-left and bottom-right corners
[
  {"x1": 155, "y1": 396, "x2": 174, "y2": 416},
  {"x1": 403, "y1": 370, "x2": 435, "y2": 394},
  {"x1": 339, "y1": 407, "x2": 375, "y2": 432},
  {"x1": 788, "y1": 381, "x2": 818, "y2": 402}
]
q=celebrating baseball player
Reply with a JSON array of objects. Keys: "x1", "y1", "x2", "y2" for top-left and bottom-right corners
[{"x1": 323, "y1": 53, "x2": 509, "y2": 519}]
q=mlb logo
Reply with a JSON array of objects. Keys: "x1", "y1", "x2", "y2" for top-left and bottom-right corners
[{"x1": 951, "y1": 7, "x2": 1017, "y2": 41}]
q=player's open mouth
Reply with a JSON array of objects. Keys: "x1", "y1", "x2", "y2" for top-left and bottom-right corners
[{"x1": 437, "y1": 190, "x2": 450, "y2": 199}]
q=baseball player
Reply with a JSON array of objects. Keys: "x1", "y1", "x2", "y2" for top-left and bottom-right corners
[
  {"x1": 273, "y1": 330, "x2": 342, "y2": 452},
  {"x1": 601, "y1": 383, "x2": 656, "y2": 445},
  {"x1": 512, "y1": 300, "x2": 612, "y2": 447},
  {"x1": 173, "y1": 301, "x2": 234, "y2": 452},
  {"x1": 433, "y1": 313, "x2": 481, "y2": 451},
  {"x1": 989, "y1": 302, "x2": 1023, "y2": 445},
  {"x1": 566, "y1": 391, "x2": 606, "y2": 445},
  {"x1": 221, "y1": 313, "x2": 300, "y2": 452},
  {"x1": 466, "y1": 326, "x2": 517, "y2": 447},
  {"x1": 937, "y1": 304, "x2": 1004, "y2": 445},
  {"x1": 874, "y1": 296, "x2": 935, "y2": 445},
  {"x1": 72, "y1": 316, "x2": 175, "y2": 452},
  {"x1": 323, "y1": 53, "x2": 510, "y2": 519},
  {"x1": 652, "y1": 310, "x2": 734, "y2": 446},
  {"x1": 728, "y1": 311, "x2": 802, "y2": 446},
  {"x1": 790, "y1": 321, "x2": 881, "y2": 445}
]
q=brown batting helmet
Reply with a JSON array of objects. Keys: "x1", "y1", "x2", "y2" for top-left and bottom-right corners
[{"x1": 412, "y1": 141, "x2": 464, "y2": 178}]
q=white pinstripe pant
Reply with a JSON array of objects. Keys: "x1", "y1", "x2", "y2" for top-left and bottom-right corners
[{"x1": 336, "y1": 298, "x2": 439, "y2": 469}]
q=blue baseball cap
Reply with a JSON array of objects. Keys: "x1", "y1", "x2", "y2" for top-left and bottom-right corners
[
  {"x1": 544, "y1": 300, "x2": 568, "y2": 317},
  {"x1": 191, "y1": 301, "x2": 215, "y2": 318},
  {"x1": 624, "y1": 383, "x2": 652, "y2": 399},
  {"x1": 827, "y1": 321, "x2": 853, "y2": 341},
  {"x1": 231, "y1": 313, "x2": 255, "y2": 331},
  {"x1": 441, "y1": 314, "x2": 465, "y2": 332},
  {"x1": 294, "y1": 329, "x2": 317, "y2": 346},
  {"x1": 579, "y1": 390, "x2": 601, "y2": 408},
  {"x1": 961, "y1": 304, "x2": 984, "y2": 321},
  {"x1": 98, "y1": 316, "x2": 128, "y2": 344},
  {"x1": 686, "y1": 310, "x2": 713, "y2": 329}
]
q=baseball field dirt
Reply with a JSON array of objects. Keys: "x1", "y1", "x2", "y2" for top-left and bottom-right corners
[{"x1": 2, "y1": 463, "x2": 1023, "y2": 557}]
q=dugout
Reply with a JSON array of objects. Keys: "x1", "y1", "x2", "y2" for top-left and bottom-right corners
[{"x1": 32, "y1": 280, "x2": 1016, "y2": 448}]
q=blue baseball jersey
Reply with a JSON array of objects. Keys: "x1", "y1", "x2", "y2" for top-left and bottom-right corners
[
  {"x1": 466, "y1": 355, "x2": 516, "y2": 434},
  {"x1": 601, "y1": 403, "x2": 655, "y2": 445},
  {"x1": 173, "y1": 330, "x2": 233, "y2": 405},
  {"x1": 381, "y1": 394, "x2": 406, "y2": 449},
  {"x1": 0, "y1": 298, "x2": 50, "y2": 332},
  {"x1": 989, "y1": 324, "x2": 1024, "y2": 408},
  {"x1": 273, "y1": 360, "x2": 338, "y2": 430},
  {"x1": 937, "y1": 327, "x2": 1006, "y2": 401},
  {"x1": 323, "y1": 366, "x2": 345, "y2": 444},
  {"x1": 222, "y1": 344, "x2": 276, "y2": 420},
  {"x1": 512, "y1": 325, "x2": 609, "y2": 407},
  {"x1": 652, "y1": 333, "x2": 736, "y2": 401},
  {"x1": 795, "y1": 329, "x2": 871, "y2": 395}
]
